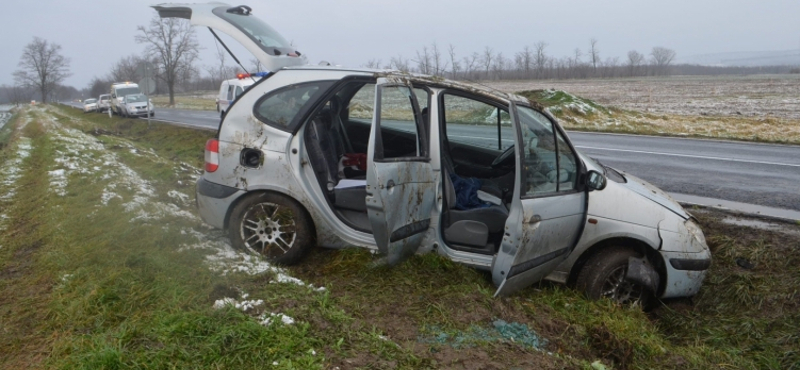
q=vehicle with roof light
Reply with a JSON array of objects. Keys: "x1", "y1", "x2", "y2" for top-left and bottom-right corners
[
  {"x1": 216, "y1": 72, "x2": 269, "y2": 118},
  {"x1": 110, "y1": 82, "x2": 141, "y2": 115},
  {"x1": 153, "y1": 2, "x2": 710, "y2": 305}
]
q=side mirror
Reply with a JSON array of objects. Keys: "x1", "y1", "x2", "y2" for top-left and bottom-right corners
[{"x1": 587, "y1": 170, "x2": 607, "y2": 191}]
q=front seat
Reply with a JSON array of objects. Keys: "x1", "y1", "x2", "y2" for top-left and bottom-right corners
[{"x1": 442, "y1": 169, "x2": 509, "y2": 251}]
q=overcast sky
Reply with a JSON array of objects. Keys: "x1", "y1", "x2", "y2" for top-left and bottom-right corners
[{"x1": 2, "y1": 0, "x2": 799, "y2": 89}]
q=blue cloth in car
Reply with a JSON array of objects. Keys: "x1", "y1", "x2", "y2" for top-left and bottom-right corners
[{"x1": 449, "y1": 173, "x2": 490, "y2": 210}]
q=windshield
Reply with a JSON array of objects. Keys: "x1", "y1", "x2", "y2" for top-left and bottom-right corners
[
  {"x1": 115, "y1": 87, "x2": 140, "y2": 98},
  {"x1": 212, "y1": 7, "x2": 294, "y2": 55},
  {"x1": 125, "y1": 94, "x2": 147, "y2": 103},
  {"x1": 84, "y1": 99, "x2": 97, "y2": 104}
]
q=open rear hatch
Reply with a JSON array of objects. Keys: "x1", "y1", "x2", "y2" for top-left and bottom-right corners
[{"x1": 152, "y1": 2, "x2": 307, "y2": 72}]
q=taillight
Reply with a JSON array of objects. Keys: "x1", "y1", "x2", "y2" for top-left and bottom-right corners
[{"x1": 205, "y1": 139, "x2": 219, "y2": 172}]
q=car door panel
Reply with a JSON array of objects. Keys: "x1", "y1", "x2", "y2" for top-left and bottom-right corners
[
  {"x1": 366, "y1": 79, "x2": 436, "y2": 266},
  {"x1": 492, "y1": 103, "x2": 587, "y2": 296}
]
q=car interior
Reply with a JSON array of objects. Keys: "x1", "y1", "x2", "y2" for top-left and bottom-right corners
[{"x1": 303, "y1": 81, "x2": 571, "y2": 255}]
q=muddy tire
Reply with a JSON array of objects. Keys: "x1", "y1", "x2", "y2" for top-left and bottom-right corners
[
  {"x1": 576, "y1": 246, "x2": 652, "y2": 306},
  {"x1": 228, "y1": 192, "x2": 313, "y2": 265}
]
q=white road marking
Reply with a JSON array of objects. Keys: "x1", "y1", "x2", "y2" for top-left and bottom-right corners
[{"x1": 576, "y1": 146, "x2": 800, "y2": 168}]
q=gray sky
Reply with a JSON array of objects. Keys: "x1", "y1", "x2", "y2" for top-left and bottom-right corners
[{"x1": 2, "y1": 0, "x2": 799, "y2": 88}]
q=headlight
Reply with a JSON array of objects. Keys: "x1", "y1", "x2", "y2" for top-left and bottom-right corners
[{"x1": 684, "y1": 220, "x2": 707, "y2": 249}]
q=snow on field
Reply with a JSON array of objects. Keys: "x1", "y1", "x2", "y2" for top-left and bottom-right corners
[{"x1": 485, "y1": 74, "x2": 800, "y2": 119}]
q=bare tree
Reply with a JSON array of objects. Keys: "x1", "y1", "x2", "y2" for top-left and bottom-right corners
[
  {"x1": 389, "y1": 55, "x2": 411, "y2": 72},
  {"x1": 515, "y1": 45, "x2": 533, "y2": 78},
  {"x1": 415, "y1": 46, "x2": 431, "y2": 74},
  {"x1": 534, "y1": 41, "x2": 548, "y2": 78},
  {"x1": 3, "y1": 84, "x2": 33, "y2": 105},
  {"x1": 481, "y1": 47, "x2": 494, "y2": 79},
  {"x1": 650, "y1": 46, "x2": 676, "y2": 75},
  {"x1": 462, "y1": 52, "x2": 480, "y2": 80},
  {"x1": 448, "y1": 44, "x2": 460, "y2": 79},
  {"x1": 136, "y1": 15, "x2": 200, "y2": 105},
  {"x1": 588, "y1": 38, "x2": 600, "y2": 72},
  {"x1": 109, "y1": 54, "x2": 145, "y2": 82},
  {"x1": 362, "y1": 59, "x2": 382, "y2": 69},
  {"x1": 431, "y1": 43, "x2": 446, "y2": 76},
  {"x1": 627, "y1": 50, "x2": 645, "y2": 76},
  {"x1": 492, "y1": 52, "x2": 508, "y2": 80},
  {"x1": 12, "y1": 37, "x2": 71, "y2": 104}
]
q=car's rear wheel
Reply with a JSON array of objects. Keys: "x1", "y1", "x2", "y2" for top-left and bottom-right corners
[
  {"x1": 228, "y1": 192, "x2": 313, "y2": 265},
  {"x1": 576, "y1": 246, "x2": 652, "y2": 307}
]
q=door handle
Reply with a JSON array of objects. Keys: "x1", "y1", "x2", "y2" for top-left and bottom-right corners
[
  {"x1": 386, "y1": 180, "x2": 395, "y2": 189},
  {"x1": 528, "y1": 214, "x2": 542, "y2": 224}
]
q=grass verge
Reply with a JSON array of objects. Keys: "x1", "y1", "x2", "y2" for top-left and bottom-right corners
[{"x1": 0, "y1": 105, "x2": 798, "y2": 369}]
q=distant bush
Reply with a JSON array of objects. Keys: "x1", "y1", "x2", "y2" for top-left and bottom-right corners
[{"x1": 790, "y1": 68, "x2": 800, "y2": 74}]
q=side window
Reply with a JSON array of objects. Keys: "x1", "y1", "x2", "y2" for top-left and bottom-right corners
[
  {"x1": 518, "y1": 106, "x2": 578, "y2": 195},
  {"x1": 226, "y1": 85, "x2": 234, "y2": 101},
  {"x1": 254, "y1": 81, "x2": 334, "y2": 130},
  {"x1": 375, "y1": 85, "x2": 427, "y2": 160},
  {"x1": 346, "y1": 84, "x2": 429, "y2": 124},
  {"x1": 442, "y1": 94, "x2": 512, "y2": 151}
]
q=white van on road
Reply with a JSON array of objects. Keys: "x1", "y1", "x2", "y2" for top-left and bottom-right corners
[
  {"x1": 110, "y1": 82, "x2": 141, "y2": 115},
  {"x1": 216, "y1": 72, "x2": 268, "y2": 118}
]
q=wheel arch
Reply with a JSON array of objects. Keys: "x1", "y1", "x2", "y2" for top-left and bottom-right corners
[{"x1": 567, "y1": 237, "x2": 667, "y2": 296}]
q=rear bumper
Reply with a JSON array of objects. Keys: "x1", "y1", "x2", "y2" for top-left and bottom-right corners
[{"x1": 195, "y1": 177, "x2": 243, "y2": 229}]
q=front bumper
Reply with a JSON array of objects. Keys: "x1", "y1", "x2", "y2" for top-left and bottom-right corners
[
  {"x1": 195, "y1": 177, "x2": 243, "y2": 229},
  {"x1": 659, "y1": 248, "x2": 711, "y2": 299}
]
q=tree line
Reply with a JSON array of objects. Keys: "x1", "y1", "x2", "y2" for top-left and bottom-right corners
[
  {"x1": 363, "y1": 40, "x2": 798, "y2": 81},
  {"x1": 5, "y1": 27, "x2": 800, "y2": 106}
]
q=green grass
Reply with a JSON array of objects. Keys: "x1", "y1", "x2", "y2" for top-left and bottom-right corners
[{"x1": 1, "y1": 105, "x2": 799, "y2": 369}]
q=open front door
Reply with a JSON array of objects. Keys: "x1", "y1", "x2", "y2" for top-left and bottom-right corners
[
  {"x1": 366, "y1": 78, "x2": 436, "y2": 266},
  {"x1": 492, "y1": 102, "x2": 587, "y2": 296},
  {"x1": 152, "y1": 3, "x2": 307, "y2": 72}
]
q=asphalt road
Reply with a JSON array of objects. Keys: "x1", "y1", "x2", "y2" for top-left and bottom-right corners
[{"x1": 61, "y1": 101, "x2": 800, "y2": 213}]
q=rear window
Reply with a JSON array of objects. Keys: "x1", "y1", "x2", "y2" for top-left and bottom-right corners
[{"x1": 254, "y1": 81, "x2": 334, "y2": 131}]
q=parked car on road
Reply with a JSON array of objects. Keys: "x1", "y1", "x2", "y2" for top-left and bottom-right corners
[
  {"x1": 97, "y1": 94, "x2": 112, "y2": 112},
  {"x1": 82, "y1": 98, "x2": 98, "y2": 113},
  {"x1": 216, "y1": 72, "x2": 267, "y2": 118},
  {"x1": 155, "y1": 2, "x2": 710, "y2": 304},
  {"x1": 120, "y1": 93, "x2": 154, "y2": 118},
  {"x1": 110, "y1": 82, "x2": 141, "y2": 115}
]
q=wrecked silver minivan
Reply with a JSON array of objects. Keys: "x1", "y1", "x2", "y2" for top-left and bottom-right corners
[{"x1": 155, "y1": 2, "x2": 711, "y2": 303}]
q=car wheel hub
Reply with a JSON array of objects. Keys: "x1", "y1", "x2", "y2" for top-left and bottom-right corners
[
  {"x1": 240, "y1": 202, "x2": 296, "y2": 257},
  {"x1": 602, "y1": 265, "x2": 644, "y2": 305}
]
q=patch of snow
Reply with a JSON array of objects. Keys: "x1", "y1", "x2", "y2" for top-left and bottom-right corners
[
  {"x1": 259, "y1": 312, "x2": 295, "y2": 326},
  {"x1": 179, "y1": 228, "x2": 325, "y2": 291},
  {"x1": 48, "y1": 169, "x2": 68, "y2": 196},
  {"x1": 212, "y1": 297, "x2": 265, "y2": 312},
  {"x1": 168, "y1": 190, "x2": 190, "y2": 203}
]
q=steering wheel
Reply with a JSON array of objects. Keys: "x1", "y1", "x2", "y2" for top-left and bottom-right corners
[{"x1": 491, "y1": 145, "x2": 516, "y2": 168}]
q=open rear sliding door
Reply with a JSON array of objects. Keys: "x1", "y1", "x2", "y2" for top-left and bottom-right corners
[{"x1": 366, "y1": 78, "x2": 436, "y2": 265}]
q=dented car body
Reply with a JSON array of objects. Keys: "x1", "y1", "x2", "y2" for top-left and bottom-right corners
[{"x1": 156, "y1": 2, "x2": 711, "y2": 302}]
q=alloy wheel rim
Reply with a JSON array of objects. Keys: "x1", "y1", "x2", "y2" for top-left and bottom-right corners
[
  {"x1": 240, "y1": 202, "x2": 296, "y2": 258},
  {"x1": 601, "y1": 265, "x2": 645, "y2": 305}
]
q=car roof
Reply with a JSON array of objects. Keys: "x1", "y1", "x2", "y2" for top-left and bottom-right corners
[{"x1": 280, "y1": 66, "x2": 530, "y2": 105}]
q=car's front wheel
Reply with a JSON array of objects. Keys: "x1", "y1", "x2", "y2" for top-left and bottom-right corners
[
  {"x1": 576, "y1": 246, "x2": 653, "y2": 307},
  {"x1": 228, "y1": 192, "x2": 314, "y2": 265}
]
